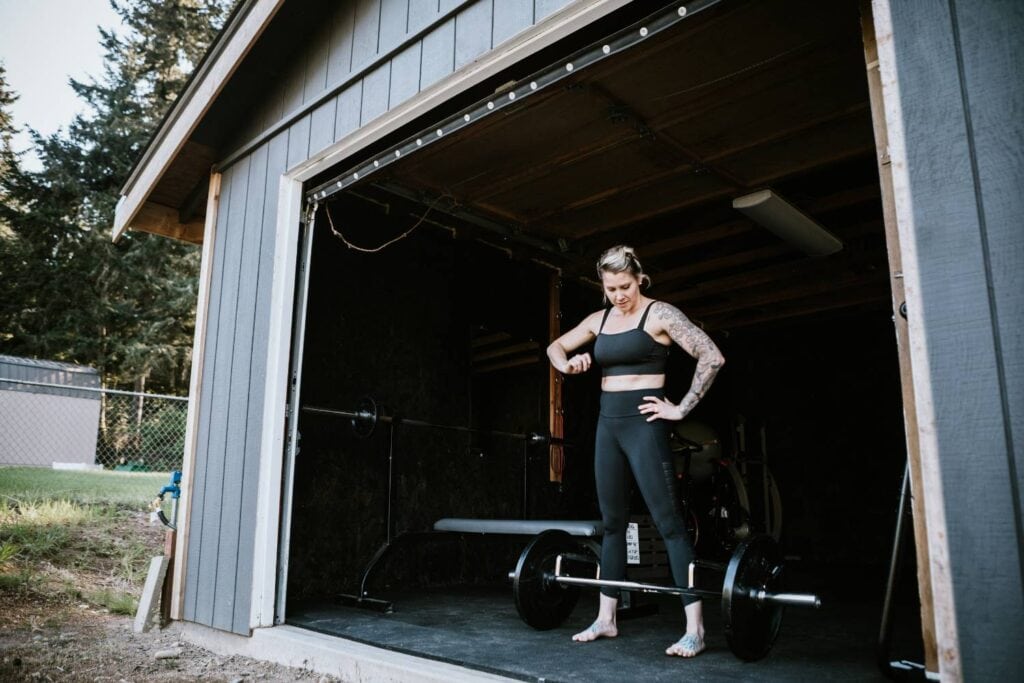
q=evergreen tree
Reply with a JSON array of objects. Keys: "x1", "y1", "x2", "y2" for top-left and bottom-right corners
[
  {"x1": 0, "y1": 1, "x2": 232, "y2": 393},
  {"x1": 0, "y1": 64, "x2": 17, "y2": 180}
]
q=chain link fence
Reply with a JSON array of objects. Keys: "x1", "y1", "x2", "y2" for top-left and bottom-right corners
[{"x1": 0, "y1": 377, "x2": 188, "y2": 472}]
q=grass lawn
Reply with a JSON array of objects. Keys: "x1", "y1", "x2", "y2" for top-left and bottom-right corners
[
  {"x1": 0, "y1": 466, "x2": 168, "y2": 506},
  {"x1": 0, "y1": 466, "x2": 168, "y2": 617}
]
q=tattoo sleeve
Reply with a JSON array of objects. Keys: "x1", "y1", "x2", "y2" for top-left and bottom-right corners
[{"x1": 653, "y1": 302, "x2": 725, "y2": 419}]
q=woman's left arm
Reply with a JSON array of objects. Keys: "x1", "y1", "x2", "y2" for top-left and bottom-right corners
[{"x1": 645, "y1": 302, "x2": 725, "y2": 421}]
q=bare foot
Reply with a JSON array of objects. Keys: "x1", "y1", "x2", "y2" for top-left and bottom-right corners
[
  {"x1": 572, "y1": 620, "x2": 618, "y2": 642},
  {"x1": 665, "y1": 632, "x2": 706, "y2": 657}
]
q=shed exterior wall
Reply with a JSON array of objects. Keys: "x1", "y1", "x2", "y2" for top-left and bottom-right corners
[
  {"x1": 880, "y1": 0, "x2": 1024, "y2": 678},
  {"x1": 0, "y1": 357, "x2": 101, "y2": 467},
  {"x1": 183, "y1": 0, "x2": 585, "y2": 635},
  {"x1": 183, "y1": 132, "x2": 289, "y2": 634}
]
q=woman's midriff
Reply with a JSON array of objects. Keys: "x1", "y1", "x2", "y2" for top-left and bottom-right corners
[{"x1": 601, "y1": 373, "x2": 666, "y2": 392}]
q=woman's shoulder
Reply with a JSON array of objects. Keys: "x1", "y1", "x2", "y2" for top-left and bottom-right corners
[{"x1": 647, "y1": 300, "x2": 684, "y2": 317}]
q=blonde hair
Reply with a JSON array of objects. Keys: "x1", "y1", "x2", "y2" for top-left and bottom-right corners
[{"x1": 596, "y1": 245, "x2": 651, "y2": 288}]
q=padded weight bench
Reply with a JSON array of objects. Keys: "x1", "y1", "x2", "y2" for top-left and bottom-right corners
[
  {"x1": 433, "y1": 518, "x2": 603, "y2": 537},
  {"x1": 339, "y1": 517, "x2": 655, "y2": 620},
  {"x1": 433, "y1": 518, "x2": 604, "y2": 580}
]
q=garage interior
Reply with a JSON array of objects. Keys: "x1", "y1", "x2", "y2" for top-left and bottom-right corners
[{"x1": 282, "y1": 0, "x2": 922, "y2": 679}]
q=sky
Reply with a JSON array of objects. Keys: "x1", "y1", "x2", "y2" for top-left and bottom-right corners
[{"x1": 0, "y1": 0, "x2": 124, "y2": 171}]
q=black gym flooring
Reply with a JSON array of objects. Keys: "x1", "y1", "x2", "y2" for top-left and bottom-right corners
[{"x1": 288, "y1": 579, "x2": 922, "y2": 682}]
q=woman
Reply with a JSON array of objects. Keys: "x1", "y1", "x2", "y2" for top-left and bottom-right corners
[{"x1": 546, "y1": 245, "x2": 725, "y2": 658}]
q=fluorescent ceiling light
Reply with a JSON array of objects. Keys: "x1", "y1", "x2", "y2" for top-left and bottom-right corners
[{"x1": 732, "y1": 190, "x2": 843, "y2": 256}]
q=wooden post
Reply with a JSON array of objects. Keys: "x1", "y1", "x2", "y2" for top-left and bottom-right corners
[
  {"x1": 860, "y1": 2, "x2": 938, "y2": 672},
  {"x1": 160, "y1": 528, "x2": 176, "y2": 625},
  {"x1": 548, "y1": 273, "x2": 564, "y2": 483}
]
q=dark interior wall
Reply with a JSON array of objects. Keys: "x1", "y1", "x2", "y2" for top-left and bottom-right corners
[
  {"x1": 288, "y1": 198, "x2": 565, "y2": 600},
  {"x1": 710, "y1": 311, "x2": 907, "y2": 590},
  {"x1": 287, "y1": 202, "x2": 907, "y2": 604}
]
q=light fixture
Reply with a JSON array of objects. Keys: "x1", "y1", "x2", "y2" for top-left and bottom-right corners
[{"x1": 732, "y1": 189, "x2": 843, "y2": 255}]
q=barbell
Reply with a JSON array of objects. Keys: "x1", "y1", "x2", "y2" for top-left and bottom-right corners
[
  {"x1": 302, "y1": 395, "x2": 568, "y2": 445},
  {"x1": 508, "y1": 530, "x2": 820, "y2": 661}
]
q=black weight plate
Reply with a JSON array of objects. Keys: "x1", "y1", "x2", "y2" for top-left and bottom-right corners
[
  {"x1": 513, "y1": 530, "x2": 581, "y2": 630},
  {"x1": 722, "y1": 535, "x2": 785, "y2": 661}
]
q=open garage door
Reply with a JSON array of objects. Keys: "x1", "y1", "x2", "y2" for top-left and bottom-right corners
[{"x1": 277, "y1": 1, "x2": 923, "y2": 680}]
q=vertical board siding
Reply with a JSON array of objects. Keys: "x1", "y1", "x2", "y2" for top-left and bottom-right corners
[
  {"x1": 454, "y1": 0, "x2": 493, "y2": 70},
  {"x1": 183, "y1": 165, "x2": 234, "y2": 626},
  {"x1": 360, "y1": 62, "x2": 392, "y2": 123},
  {"x1": 302, "y1": 1, "x2": 332, "y2": 105},
  {"x1": 334, "y1": 83, "x2": 363, "y2": 141},
  {"x1": 309, "y1": 98, "x2": 338, "y2": 156},
  {"x1": 378, "y1": 0, "x2": 409, "y2": 54},
  {"x1": 234, "y1": 131, "x2": 290, "y2": 631},
  {"x1": 351, "y1": 0, "x2": 383, "y2": 70},
  {"x1": 389, "y1": 42, "x2": 423, "y2": 110},
  {"x1": 327, "y1": 1, "x2": 357, "y2": 84},
  {"x1": 184, "y1": 134, "x2": 287, "y2": 634},
  {"x1": 188, "y1": 156, "x2": 251, "y2": 627},
  {"x1": 211, "y1": 146, "x2": 266, "y2": 632},
  {"x1": 189, "y1": 0, "x2": 603, "y2": 635},
  {"x1": 952, "y1": 1, "x2": 1024, "y2": 514},
  {"x1": 408, "y1": 0, "x2": 439, "y2": 34},
  {"x1": 493, "y1": 0, "x2": 536, "y2": 46},
  {"x1": 242, "y1": 0, "x2": 586, "y2": 165},
  {"x1": 287, "y1": 114, "x2": 312, "y2": 168},
  {"x1": 887, "y1": 0, "x2": 1024, "y2": 678},
  {"x1": 536, "y1": 0, "x2": 572, "y2": 22},
  {"x1": 419, "y1": 18, "x2": 457, "y2": 91}
]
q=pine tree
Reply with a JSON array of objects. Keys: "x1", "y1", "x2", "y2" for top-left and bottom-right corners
[
  {"x1": 0, "y1": 1, "x2": 233, "y2": 393},
  {"x1": 0, "y1": 64, "x2": 17, "y2": 180}
]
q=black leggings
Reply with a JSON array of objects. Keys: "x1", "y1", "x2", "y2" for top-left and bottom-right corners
[{"x1": 595, "y1": 389, "x2": 699, "y2": 605}]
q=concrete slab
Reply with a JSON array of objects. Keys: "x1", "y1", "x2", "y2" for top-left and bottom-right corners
[{"x1": 180, "y1": 621, "x2": 518, "y2": 682}]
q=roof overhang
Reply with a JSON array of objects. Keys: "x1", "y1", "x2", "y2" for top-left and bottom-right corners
[{"x1": 112, "y1": 0, "x2": 284, "y2": 243}]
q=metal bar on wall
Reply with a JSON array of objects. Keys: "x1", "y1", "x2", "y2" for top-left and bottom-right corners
[{"x1": 274, "y1": 202, "x2": 318, "y2": 625}]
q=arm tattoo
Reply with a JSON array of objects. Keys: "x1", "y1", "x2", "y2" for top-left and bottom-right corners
[{"x1": 653, "y1": 302, "x2": 725, "y2": 418}]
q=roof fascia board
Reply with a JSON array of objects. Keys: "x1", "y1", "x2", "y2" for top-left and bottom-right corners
[{"x1": 113, "y1": 0, "x2": 286, "y2": 241}]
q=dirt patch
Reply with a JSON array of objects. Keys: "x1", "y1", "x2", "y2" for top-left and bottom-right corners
[
  {"x1": 0, "y1": 591, "x2": 339, "y2": 682},
  {"x1": 1, "y1": 500, "x2": 339, "y2": 682}
]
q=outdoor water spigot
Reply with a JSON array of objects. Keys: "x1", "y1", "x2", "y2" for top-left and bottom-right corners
[{"x1": 152, "y1": 470, "x2": 182, "y2": 530}]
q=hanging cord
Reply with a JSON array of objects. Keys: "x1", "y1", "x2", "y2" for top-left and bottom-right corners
[{"x1": 324, "y1": 193, "x2": 451, "y2": 253}]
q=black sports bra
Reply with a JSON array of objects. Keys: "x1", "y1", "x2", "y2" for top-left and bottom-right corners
[{"x1": 592, "y1": 302, "x2": 670, "y2": 377}]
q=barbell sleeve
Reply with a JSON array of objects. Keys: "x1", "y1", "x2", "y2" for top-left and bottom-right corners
[{"x1": 751, "y1": 590, "x2": 822, "y2": 608}]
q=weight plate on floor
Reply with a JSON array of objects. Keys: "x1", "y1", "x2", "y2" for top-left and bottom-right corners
[
  {"x1": 722, "y1": 535, "x2": 785, "y2": 661},
  {"x1": 512, "y1": 530, "x2": 581, "y2": 630}
]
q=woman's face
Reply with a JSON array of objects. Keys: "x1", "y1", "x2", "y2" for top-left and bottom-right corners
[{"x1": 601, "y1": 270, "x2": 641, "y2": 311}]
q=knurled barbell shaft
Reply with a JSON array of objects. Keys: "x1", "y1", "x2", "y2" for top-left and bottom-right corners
[
  {"x1": 551, "y1": 575, "x2": 722, "y2": 600},
  {"x1": 552, "y1": 575, "x2": 821, "y2": 608},
  {"x1": 302, "y1": 404, "x2": 561, "y2": 445}
]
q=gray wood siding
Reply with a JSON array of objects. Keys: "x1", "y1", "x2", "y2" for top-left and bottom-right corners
[
  {"x1": 887, "y1": 1, "x2": 1023, "y2": 678},
  {"x1": 231, "y1": 0, "x2": 582, "y2": 169},
  {"x1": 184, "y1": 132, "x2": 289, "y2": 635},
  {"x1": 187, "y1": 0, "x2": 596, "y2": 634}
]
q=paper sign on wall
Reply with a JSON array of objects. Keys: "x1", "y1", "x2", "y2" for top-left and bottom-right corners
[{"x1": 626, "y1": 522, "x2": 640, "y2": 565}]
